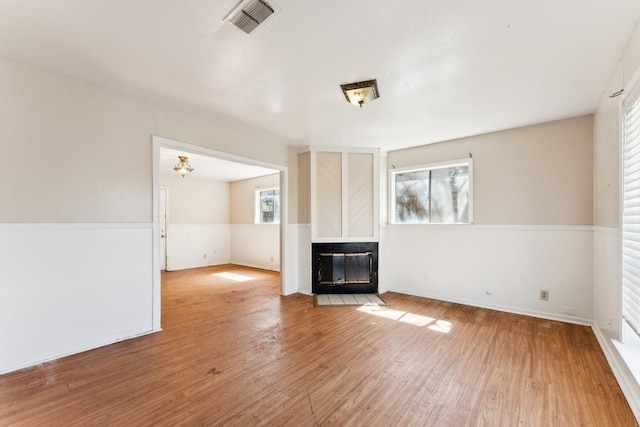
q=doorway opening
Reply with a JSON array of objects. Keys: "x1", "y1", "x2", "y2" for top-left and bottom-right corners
[{"x1": 152, "y1": 136, "x2": 289, "y2": 331}]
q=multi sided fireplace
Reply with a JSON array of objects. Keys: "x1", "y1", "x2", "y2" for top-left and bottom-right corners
[{"x1": 312, "y1": 242, "x2": 378, "y2": 294}]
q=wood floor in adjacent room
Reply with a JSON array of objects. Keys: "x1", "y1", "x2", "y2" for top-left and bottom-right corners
[{"x1": 1, "y1": 265, "x2": 636, "y2": 426}]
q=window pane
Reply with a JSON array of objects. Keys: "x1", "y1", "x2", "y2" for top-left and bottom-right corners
[
  {"x1": 259, "y1": 189, "x2": 280, "y2": 224},
  {"x1": 431, "y1": 166, "x2": 469, "y2": 223},
  {"x1": 395, "y1": 170, "x2": 430, "y2": 223},
  {"x1": 261, "y1": 190, "x2": 275, "y2": 223},
  {"x1": 392, "y1": 164, "x2": 470, "y2": 225}
]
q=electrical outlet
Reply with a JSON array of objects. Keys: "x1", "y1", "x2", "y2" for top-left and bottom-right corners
[
  {"x1": 539, "y1": 290, "x2": 549, "y2": 301},
  {"x1": 203, "y1": 253, "x2": 207, "y2": 259}
]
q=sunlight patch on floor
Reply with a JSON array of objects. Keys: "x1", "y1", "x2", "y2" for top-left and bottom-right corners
[
  {"x1": 357, "y1": 305, "x2": 452, "y2": 333},
  {"x1": 428, "y1": 319, "x2": 452, "y2": 333},
  {"x1": 213, "y1": 272, "x2": 252, "y2": 282}
]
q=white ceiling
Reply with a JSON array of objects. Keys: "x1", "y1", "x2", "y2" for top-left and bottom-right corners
[
  {"x1": 0, "y1": 1, "x2": 639, "y2": 152},
  {"x1": 160, "y1": 147, "x2": 278, "y2": 182}
]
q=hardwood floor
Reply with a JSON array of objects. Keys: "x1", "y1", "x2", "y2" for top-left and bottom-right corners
[{"x1": 1, "y1": 264, "x2": 636, "y2": 426}]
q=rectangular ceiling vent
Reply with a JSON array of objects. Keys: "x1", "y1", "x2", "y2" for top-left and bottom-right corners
[{"x1": 224, "y1": 0, "x2": 279, "y2": 35}]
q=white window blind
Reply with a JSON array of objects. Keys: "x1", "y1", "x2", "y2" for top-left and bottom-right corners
[{"x1": 622, "y1": 85, "x2": 640, "y2": 338}]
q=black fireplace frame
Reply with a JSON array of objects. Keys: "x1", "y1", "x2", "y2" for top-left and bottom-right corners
[{"x1": 312, "y1": 242, "x2": 378, "y2": 294}]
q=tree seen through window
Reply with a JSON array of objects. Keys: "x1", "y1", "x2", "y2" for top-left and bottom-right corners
[
  {"x1": 394, "y1": 164, "x2": 469, "y2": 224},
  {"x1": 259, "y1": 189, "x2": 280, "y2": 224}
]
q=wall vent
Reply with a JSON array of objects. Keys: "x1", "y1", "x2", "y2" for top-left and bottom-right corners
[{"x1": 224, "y1": 0, "x2": 279, "y2": 35}]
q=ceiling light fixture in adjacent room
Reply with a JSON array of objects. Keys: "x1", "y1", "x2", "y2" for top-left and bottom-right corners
[
  {"x1": 174, "y1": 156, "x2": 194, "y2": 177},
  {"x1": 340, "y1": 79, "x2": 380, "y2": 107}
]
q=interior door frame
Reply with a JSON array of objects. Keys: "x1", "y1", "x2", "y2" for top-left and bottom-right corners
[
  {"x1": 151, "y1": 135, "x2": 290, "y2": 331},
  {"x1": 159, "y1": 186, "x2": 168, "y2": 271}
]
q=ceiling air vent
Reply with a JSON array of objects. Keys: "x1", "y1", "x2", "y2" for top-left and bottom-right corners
[{"x1": 224, "y1": 0, "x2": 279, "y2": 35}]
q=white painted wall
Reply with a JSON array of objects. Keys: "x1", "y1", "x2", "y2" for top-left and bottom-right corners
[
  {"x1": 229, "y1": 173, "x2": 281, "y2": 271},
  {"x1": 282, "y1": 223, "x2": 299, "y2": 295},
  {"x1": 297, "y1": 224, "x2": 312, "y2": 295},
  {"x1": 166, "y1": 224, "x2": 231, "y2": 270},
  {"x1": 230, "y1": 224, "x2": 280, "y2": 271},
  {"x1": 385, "y1": 225, "x2": 593, "y2": 323},
  {"x1": 593, "y1": 227, "x2": 621, "y2": 333},
  {"x1": 296, "y1": 153, "x2": 312, "y2": 294},
  {"x1": 592, "y1": 22, "x2": 640, "y2": 420},
  {"x1": 160, "y1": 173, "x2": 230, "y2": 224},
  {"x1": 383, "y1": 116, "x2": 594, "y2": 320},
  {"x1": 378, "y1": 155, "x2": 389, "y2": 294},
  {"x1": 230, "y1": 173, "x2": 280, "y2": 224},
  {"x1": 388, "y1": 116, "x2": 594, "y2": 226},
  {"x1": 160, "y1": 173, "x2": 231, "y2": 270},
  {"x1": 0, "y1": 224, "x2": 153, "y2": 374},
  {"x1": 158, "y1": 171, "x2": 284, "y2": 272},
  {"x1": 0, "y1": 56, "x2": 293, "y2": 374},
  {"x1": 592, "y1": 22, "x2": 640, "y2": 341}
]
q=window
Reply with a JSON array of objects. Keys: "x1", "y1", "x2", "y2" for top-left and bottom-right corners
[
  {"x1": 622, "y1": 84, "x2": 640, "y2": 340},
  {"x1": 255, "y1": 187, "x2": 280, "y2": 224},
  {"x1": 390, "y1": 160, "x2": 472, "y2": 224}
]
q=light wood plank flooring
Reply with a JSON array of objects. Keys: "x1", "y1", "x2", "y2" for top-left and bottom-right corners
[{"x1": 1, "y1": 264, "x2": 636, "y2": 426}]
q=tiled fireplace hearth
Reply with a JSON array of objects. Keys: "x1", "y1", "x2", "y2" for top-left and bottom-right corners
[{"x1": 312, "y1": 242, "x2": 378, "y2": 294}]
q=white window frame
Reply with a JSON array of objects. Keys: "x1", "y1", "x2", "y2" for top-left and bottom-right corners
[
  {"x1": 254, "y1": 186, "x2": 280, "y2": 224},
  {"x1": 389, "y1": 158, "x2": 473, "y2": 225}
]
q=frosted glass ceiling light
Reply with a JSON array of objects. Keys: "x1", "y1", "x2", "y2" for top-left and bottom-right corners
[
  {"x1": 174, "y1": 155, "x2": 194, "y2": 177},
  {"x1": 340, "y1": 79, "x2": 380, "y2": 107}
]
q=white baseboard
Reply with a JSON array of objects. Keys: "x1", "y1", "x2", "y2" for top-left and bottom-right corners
[
  {"x1": 388, "y1": 287, "x2": 592, "y2": 325},
  {"x1": 232, "y1": 261, "x2": 280, "y2": 272},
  {"x1": 165, "y1": 261, "x2": 229, "y2": 271}
]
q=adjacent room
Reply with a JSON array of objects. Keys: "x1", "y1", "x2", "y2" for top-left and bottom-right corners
[
  {"x1": 1, "y1": 0, "x2": 640, "y2": 425},
  {"x1": 157, "y1": 147, "x2": 282, "y2": 275}
]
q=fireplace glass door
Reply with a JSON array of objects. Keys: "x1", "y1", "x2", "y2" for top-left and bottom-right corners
[
  {"x1": 319, "y1": 252, "x2": 372, "y2": 284},
  {"x1": 312, "y1": 242, "x2": 378, "y2": 294}
]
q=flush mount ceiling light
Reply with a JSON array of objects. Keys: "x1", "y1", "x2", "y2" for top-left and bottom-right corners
[
  {"x1": 173, "y1": 155, "x2": 194, "y2": 177},
  {"x1": 340, "y1": 79, "x2": 380, "y2": 107}
]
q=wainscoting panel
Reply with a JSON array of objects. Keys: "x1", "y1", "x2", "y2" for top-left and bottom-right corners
[
  {"x1": 230, "y1": 224, "x2": 280, "y2": 271},
  {"x1": 384, "y1": 224, "x2": 594, "y2": 323},
  {"x1": 281, "y1": 224, "x2": 299, "y2": 296},
  {"x1": 297, "y1": 224, "x2": 312, "y2": 295},
  {"x1": 166, "y1": 224, "x2": 230, "y2": 271},
  {"x1": 593, "y1": 226, "x2": 621, "y2": 336},
  {"x1": 0, "y1": 224, "x2": 154, "y2": 374}
]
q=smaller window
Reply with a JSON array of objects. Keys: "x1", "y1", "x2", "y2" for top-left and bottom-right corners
[
  {"x1": 255, "y1": 187, "x2": 280, "y2": 224},
  {"x1": 390, "y1": 160, "x2": 472, "y2": 224}
]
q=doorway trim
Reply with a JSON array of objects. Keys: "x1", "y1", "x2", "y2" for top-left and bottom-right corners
[
  {"x1": 159, "y1": 186, "x2": 168, "y2": 271},
  {"x1": 152, "y1": 135, "x2": 290, "y2": 330}
]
